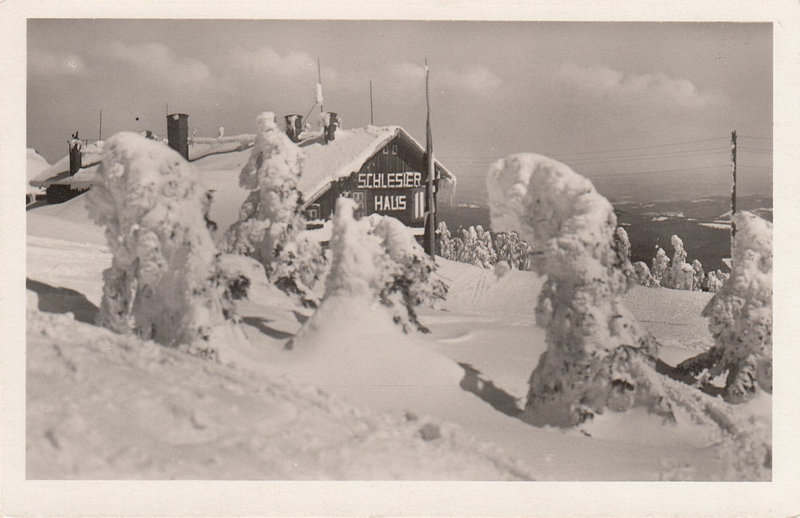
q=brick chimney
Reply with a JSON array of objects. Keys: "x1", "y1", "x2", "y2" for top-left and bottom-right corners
[{"x1": 166, "y1": 113, "x2": 189, "y2": 160}]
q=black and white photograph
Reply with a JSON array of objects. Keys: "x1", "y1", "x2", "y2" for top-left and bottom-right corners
[{"x1": 3, "y1": 1, "x2": 799, "y2": 516}]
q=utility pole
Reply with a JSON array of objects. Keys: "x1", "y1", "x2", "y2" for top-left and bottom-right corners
[
  {"x1": 730, "y1": 130, "x2": 737, "y2": 251},
  {"x1": 99, "y1": 110, "x2": 102, "y2": 141},
  {"x1": 369, "y1": 80, "x2": 374, "y2": 125},
  {"x1": 424, "y1": 58, "x2": 437, "y2": 259}
]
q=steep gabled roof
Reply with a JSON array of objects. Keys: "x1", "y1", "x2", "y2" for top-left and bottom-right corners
[{"x1": 297, "y1": 125, "x2": 456, "y2": 207}]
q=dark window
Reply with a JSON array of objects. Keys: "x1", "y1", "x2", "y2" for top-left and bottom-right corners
[
  {"x1": 391, "y1": 144, "x2": 398, "y2": 155},
  {"x1": 305, "y1": 204, "x2": 320, "y2": 220}
]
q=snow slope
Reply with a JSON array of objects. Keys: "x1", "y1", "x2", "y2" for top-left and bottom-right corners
[
  {"x1": 24, "y1": 143, "x2": 769, "y2": 480},
  {"x1": 27, "y1": 308, "x2": 531, "y2": 480}
]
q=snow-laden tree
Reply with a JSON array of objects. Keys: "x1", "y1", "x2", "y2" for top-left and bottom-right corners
[
  {"x1": 651, "y1": 247, "x2": 670, "y2": 287},
  {"x1": 457, "y1": 227, "x2": 479, "y2": 265},
  {"x1": 86, "y1": 132, "x2": 240, "y2": 359},
  {"x1": 704, "y1": 270, "x2": 728, "y2": 292},
  {"x1": 612, "y1": 226, "x2": 636, "y2": 287},
  {"x1": 691, "y1": 259, "x2": 705, "y2": 292},
  {"x1": 475, "y1": 225, "x2": 497, "y2": 267},
  {"x1": 487, "y1": 153, "x2": 670, "y2": 426},
  {"x1": 494, "y1": 230, "x2": 531, "y2": 270},
  {"x1": 674, "y1": 212, "x2": 772, "y2": 403},
  {"x1": 449, "y1": 225, "x2": 497, "y2": 268},
  {"x1": 368, "y1": 213, "x2": 448, "y2": 332},
  {"x1": 224, "y1": 112, "x2": 325, "y2": 304},
  {"x1": 320, "y1": 198, "x2": 390, "y2": 300},
  {"x1": 292, "y1": 198, "x2": 445, "y2": 340},
  {"x1": 436, "y1": 221, "x2": 457, "y2": 260},
  {"x1": 667, "y1": 235, "x2": 695, "y2": 290},
  {"x1": 632, "y1": 261, "x2": 658, "y2": 287}
]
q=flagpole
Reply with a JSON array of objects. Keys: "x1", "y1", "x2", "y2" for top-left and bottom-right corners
[
  {"x1": 318, "y1": 57, "x2": 324, "y2": 115},
  {"x1": 424, "y1": 58, "x2": 437, "y2": 259}
]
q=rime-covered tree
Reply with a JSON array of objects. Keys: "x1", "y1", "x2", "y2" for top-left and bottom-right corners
[
  {"x1": 632, "y1": 261, "x2": 658, "y2": 287},
  {"x1": 668, "y1": 235, "x2": 695, "y2": 290},
  {"x1": 494, "y1": 231, "x2": 531, "y2": 270},
  {"x1": 704, "y1": 270, "x2": 727, "y2": 292},
  {"x1": 651, "y1": 247, "x2": 670, "y2": 287},
  {"x1": 487, "y1": 153, "x2": 670, "y2": 426},
  {"x1": 612, "y1": 226, "x2": 636, "y2": 288},
  {"x1": 224, "y1": 112, "x2": 324, "y2": 303},
  {"x1": 292, "y1": 198, "x2": 445, "y2": 340},
  {"x1": 369, "y1": 214, "x2": 448, "y2": 332},
  {"x1": 475, "y1": 225, "x2": 497, "y2": 267},
  {"x1": 691, "y1": 259, "x2": 705, "y2": 291},
  {"x1": 435, "y1": 220, "x2": 456, "y2": 260},
  {"x1": 674, "y1": 212, "x2": 772, "y2": 403},
  {"x1": 85, "y1": 132, "x2": 240, "y2": 359}
]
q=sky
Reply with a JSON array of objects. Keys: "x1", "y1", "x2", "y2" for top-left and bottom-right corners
[{"x1": 27, "y1": 20, "x2": 772, "y2": 203}]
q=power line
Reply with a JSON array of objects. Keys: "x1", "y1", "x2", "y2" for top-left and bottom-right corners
[
  {"x1": 438, "y1": 138, "x2": 730, "y2": 162},
  {"x1": 588, "y1": 164, "x2": 729, "y2": 179},
  {"x1": 439, "y1": 147, "x2": 728, "y2": 165},
  {"x1": 557, "y1": 148, "x2": 728, "y2": 164},
  {"x1": 736, "y1": 148, "x2": 772, "y2": 153},
  {"x1": 543, "y1": 136, "x2": 729, "y2": 157},
  {"x1": 739, "y1": 135, "x2": 772, "y2": 140}
]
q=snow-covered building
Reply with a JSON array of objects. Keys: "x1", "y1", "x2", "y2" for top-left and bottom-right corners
[
  {"x1": 30, "y1": 116, "x2": 456, "y2": 236},
  {"x1": 293, "y1": 124, "x2": 456, "y2": 232}
]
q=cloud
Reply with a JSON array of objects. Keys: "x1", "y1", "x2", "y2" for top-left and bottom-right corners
[
  {"x1": 388, "y1": 62, "x2": 426, "y2": 81},
  {"x1": 29, "y1": 49, "x2": 87, "y2": 76},
  {"x1": 557, "y1": 63, "x2": 715, "y2": 107},
  {"x1": 104, "y1": 40, "x2": 212, "y2": 88},
  {"x1": 230, "y1": 46, "x2": 317, "y2": 77},
  {"x1": 388, "y1": 63, "x2": 502, "y2": 95}
]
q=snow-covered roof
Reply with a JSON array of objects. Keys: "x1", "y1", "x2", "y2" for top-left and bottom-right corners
[
  {"x1": 29, "y1": 125, "x2": 457, "y2": 203},
  {"x1": 296, "y1": 125, "x2": 456, "y2": 206},
  {"x1": 29, "y1": 149, "x2": 103, "y2": 190},
  {"x1": 27, "y1": 149, "x2": 51, "y2": 194}
]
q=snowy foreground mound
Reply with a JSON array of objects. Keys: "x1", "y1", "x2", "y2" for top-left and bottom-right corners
[{"x1": 27, "y1": 307, "x2": 531, "y2": 480}]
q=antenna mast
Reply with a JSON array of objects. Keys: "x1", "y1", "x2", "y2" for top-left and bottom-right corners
[
  {"x1": 370, "y1": 80, "x2": 374, "y2": 125},
  {"x1": 317, "y1": 57, "x2": 323, "y2": 115}
]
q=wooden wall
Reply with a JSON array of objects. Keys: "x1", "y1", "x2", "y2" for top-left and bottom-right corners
[{"x1": 305, "y1": 135, "x2": 431, "y2": 227}]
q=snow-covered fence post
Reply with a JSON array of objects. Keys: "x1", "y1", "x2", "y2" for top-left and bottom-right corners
[
  {"x1": 674, "y1": 212, "x2": 772, "y2": 403},
  {"x1": 86, "y1": 132, "x2": 239, "y2": 359},
  {"x1": 224, "y1": 112, "x2": 324, "y2": 303},
  {"x1": 487, "y1": 153, "x2": 668, "y2": 426}
]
